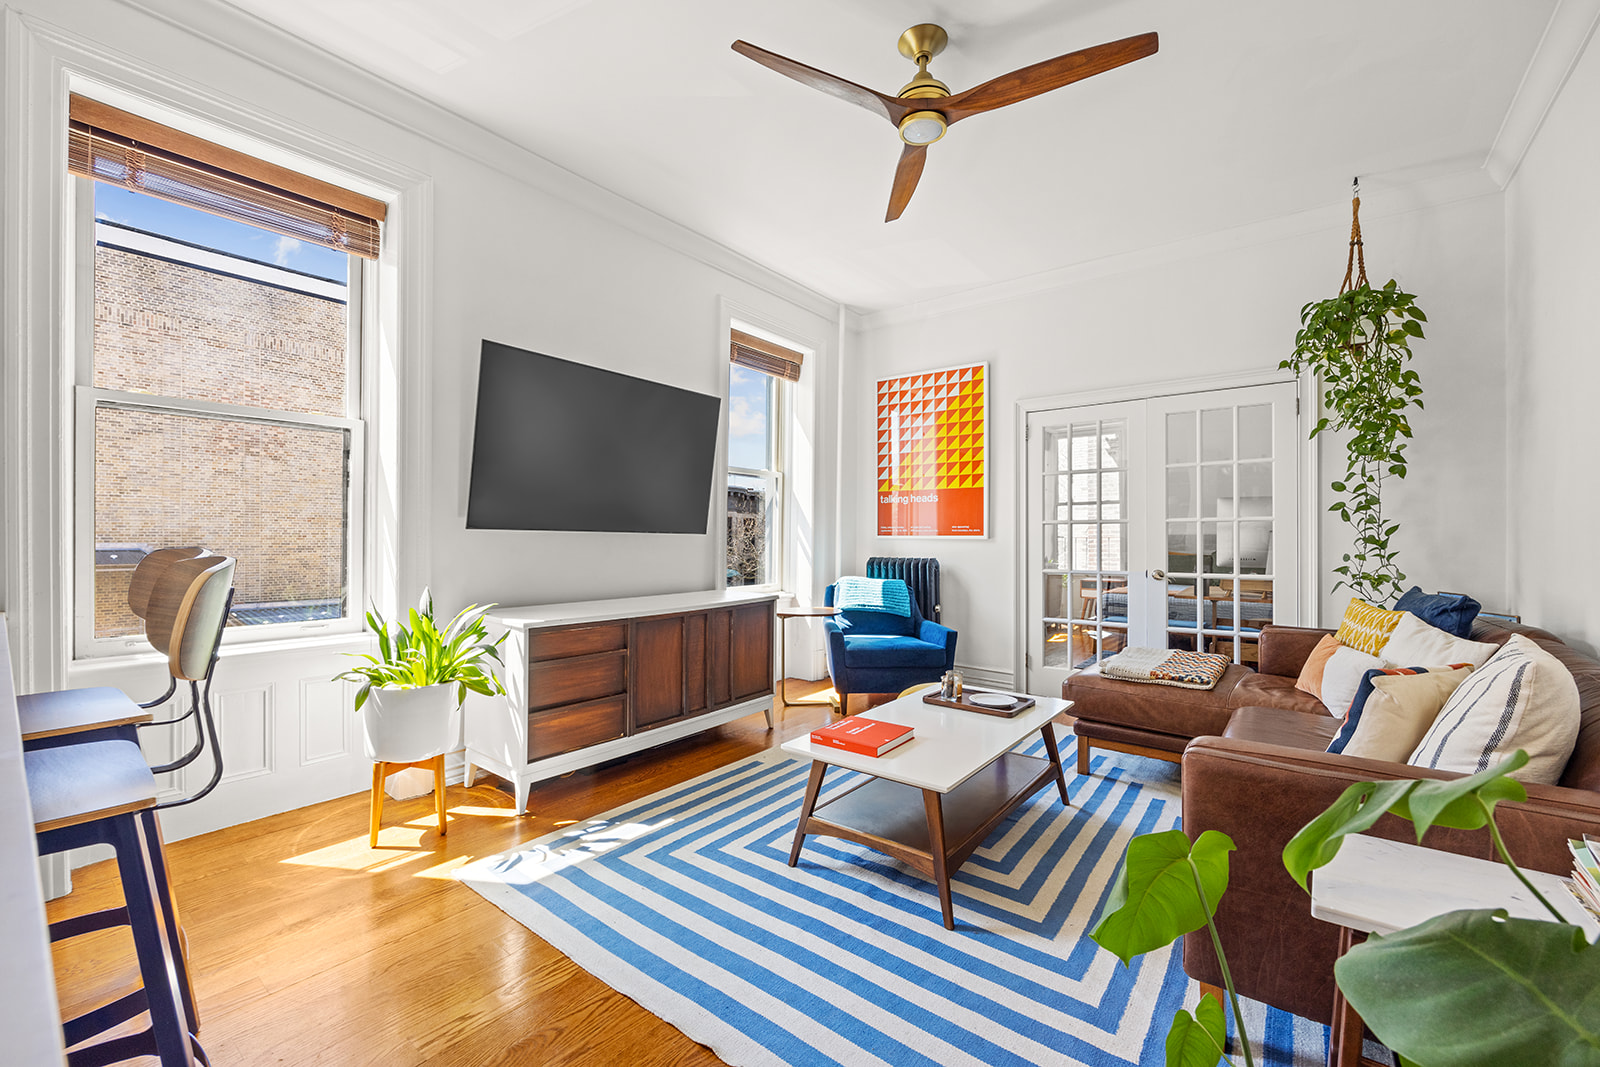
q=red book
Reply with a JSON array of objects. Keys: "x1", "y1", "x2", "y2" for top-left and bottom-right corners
[{"x1": 809, "y1": 716, "x2": 914, "y2": 757}]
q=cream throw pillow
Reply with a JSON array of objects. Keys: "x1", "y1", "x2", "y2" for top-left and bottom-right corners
[
  {"x1": 1380, "y1": 612, "x2": 1499, "y2": 669},
  {"x1": 1408, "y1": 634, "x2": 1580, "y2": 784},
  {"x1": 1343, "y1": 665, "x2": 1474, "y2": 762},
  {"x1": 1319, "y1": 644, "x2": 1387, "y2": 717}
]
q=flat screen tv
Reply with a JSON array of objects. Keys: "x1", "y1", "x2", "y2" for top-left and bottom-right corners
[{"x1": 466, "y1": 340, "x2": 723, "y2": 533}]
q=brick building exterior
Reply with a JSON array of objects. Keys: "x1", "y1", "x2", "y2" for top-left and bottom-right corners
[{"x1": 92, "y1": 229, "x2": 349, "y2": 637}]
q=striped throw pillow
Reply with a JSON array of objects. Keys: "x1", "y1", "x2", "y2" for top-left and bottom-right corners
[
  {"x1": 1408, "y1": 634, "x2": 1580, "y2": 784},
  {"x1": 1335, "y1": 598, "x2": 1405, "y2": 656}
]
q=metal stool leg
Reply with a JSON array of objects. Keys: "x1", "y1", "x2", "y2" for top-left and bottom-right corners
[{"x1": 114, "y1": 814, "x2": 195, "y2": 1066}]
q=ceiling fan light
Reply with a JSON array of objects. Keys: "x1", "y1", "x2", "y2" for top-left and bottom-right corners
[{"x1": 898, "y1": 111, "x2": 946, "y2": 146}]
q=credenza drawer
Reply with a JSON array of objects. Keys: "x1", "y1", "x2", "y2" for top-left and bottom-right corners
[
  {"x1": 527, "y1": 696, "x2": 626, "y2": 762},
  {"x1": 529, "y1": 649, "x2": 627, "y2": 710},
  {"x1": 529, "y1": 622, "x2": 627, "y2": 662}
]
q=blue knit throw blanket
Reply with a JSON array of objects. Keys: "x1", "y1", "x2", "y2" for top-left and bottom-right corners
[{"x1": 835, "y1": 576, "x2": 911, "y2": 617}]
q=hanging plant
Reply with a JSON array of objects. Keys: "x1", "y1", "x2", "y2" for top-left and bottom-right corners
[{"x1": 1280, "y1": 183, "x2": 1427, "y2": 605}]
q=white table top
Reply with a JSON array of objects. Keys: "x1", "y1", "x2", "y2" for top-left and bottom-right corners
[
  {"x1": 781, "y1": 691, "x2": 1071, "y2": 794},
  {"x1": 1310, "y1": 833, "x2": 1599, "y2": 939},
  {"x1": 487, "y1": 588, "x2": 777, "y2": 631}
]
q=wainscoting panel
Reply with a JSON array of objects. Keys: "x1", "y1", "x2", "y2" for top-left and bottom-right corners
[
  {"x1": 215, "y1": 684, "x2": 273, "y2": 784},
  {"x1": 299, "y1": 678, "x2": 352, "y2": 765}
]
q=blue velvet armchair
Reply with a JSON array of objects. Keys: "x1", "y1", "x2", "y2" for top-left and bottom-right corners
[{"x1": 823, "y1": 582, "x2": 958, "y2": 700}]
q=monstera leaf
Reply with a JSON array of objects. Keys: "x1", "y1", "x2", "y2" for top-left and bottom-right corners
[
  {"x1": 1337, "y1": 909, "x2": 1600, "y2": 1067},
  {"x1": 1165, "y1": 993, "x2": 1230, "y2": 1067},
  {"x1": 1091, "y1": 829, "x2": 1233, "y2": 964}
]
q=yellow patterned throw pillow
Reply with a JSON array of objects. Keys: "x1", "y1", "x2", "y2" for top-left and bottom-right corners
[{"x1": 1335, "y1": 598, "x2": 1405, "y2": 656}]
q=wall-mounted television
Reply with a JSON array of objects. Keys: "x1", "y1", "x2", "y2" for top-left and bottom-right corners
[{"x1": 466, "y1": 340, "x2": 722, "y2": 533}]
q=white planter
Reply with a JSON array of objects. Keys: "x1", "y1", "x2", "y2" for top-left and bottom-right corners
[{"x1": 359, "y1": 682, "x2": 463, "y2": 764}]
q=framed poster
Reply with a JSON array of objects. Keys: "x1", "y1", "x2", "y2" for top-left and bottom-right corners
[{"x1": 875, "y1": 362, "x2": 987, "y2": 537}]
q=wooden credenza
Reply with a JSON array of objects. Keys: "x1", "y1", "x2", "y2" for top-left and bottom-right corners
[{"x1": 464, "y1": 590, "x2": 777, "y2": 813}]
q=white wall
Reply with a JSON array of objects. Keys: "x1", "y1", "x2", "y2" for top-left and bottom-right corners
[
  {"x1": 1505, "y1": 28, "x2": 1600, "y2": 657},
  {"x1": 848, "y1": 193, "x2": 1509, "y2": 686},
  {"x1": 1, "y1": 0, "x2": 842, "y2": 843}
]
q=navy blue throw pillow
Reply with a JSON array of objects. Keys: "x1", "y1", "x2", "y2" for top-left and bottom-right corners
[{"x1": 1394, "y1": 587, "x2": 1481, "y2": 639}]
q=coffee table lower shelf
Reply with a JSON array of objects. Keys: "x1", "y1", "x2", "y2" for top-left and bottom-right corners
[{"x1": 788, "y1": 750, "x2": 1067, "y2": 929}]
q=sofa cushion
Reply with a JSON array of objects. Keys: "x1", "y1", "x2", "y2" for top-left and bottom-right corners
[
  {"x1": 1335, "y1": 597, "x2": 1406, "y2": 656},
  {"x1": 1222, "y1": 705, "x2": 1341, "y2": 750},
  {"x1": 1342, "y1": 666, "x2": 1474, "y2": 762},
  {"x1": 1230, "y1": 672, "x2": 1331, "y2": 717},
  {"x1": 1409, "y1": 634, "x2": 1581, "y2": 785},
  {"x1": 1380, "y1": 612, "x2": 1498, "y2": 669},
  {"x1": 1320, "y1": 645, "x2": 1388, "y2": 718},
  {"x1": 1394, "y1": 586, "x2": 1482, "y2": 639},
  {"x1": 1065, "y1": 664, "x2": 1253, "y2": 738},
  {"x1": 839, "y1": 635, "x2": 948, "y2": 670}
]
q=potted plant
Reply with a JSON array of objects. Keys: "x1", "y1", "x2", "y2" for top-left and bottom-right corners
[
  {"x1": 335, "y1": 589, "x2": 506, "y2": 798},
  {"x1": 1280, "y1": 186, "x2": 1428, "y2": 605}
]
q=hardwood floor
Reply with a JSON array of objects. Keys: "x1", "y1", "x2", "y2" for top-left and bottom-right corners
[{"x1": 48, "y1": 682, "x2": 859, "y2": 1066}]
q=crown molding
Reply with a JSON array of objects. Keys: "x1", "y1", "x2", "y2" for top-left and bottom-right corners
[
  {"x1": 111, "y1": 0, "x2": 841, "y2": 322},
  {"x1": 1485, "y1": 0, "x2": 1600, "y2": 188},
  {"x1": 856, "y1": 166, "x2": 1500, "y2": 333}
]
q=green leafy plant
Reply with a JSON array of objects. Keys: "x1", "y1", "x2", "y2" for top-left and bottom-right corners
[
  {"x1": 1090, "y1": 829, "x2": 1255, "y2": 1067},
  {"x1": 335, "y1": 588, "x2": 506, "y2": 710},
  {"x1": 1091, "y1": 751, "x2": 1600, "y2": 1067},
  {"x1": 1284, "y1": 750, "x2": 1600, "y2": 1067},
  {"x1": 1281, "y1": 278, "x2": 1427, "y2": 605}
]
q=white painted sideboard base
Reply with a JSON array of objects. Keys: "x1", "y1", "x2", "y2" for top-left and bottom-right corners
[{"x1": 465, "y1": 694, "x2": 774, "y2": 815}]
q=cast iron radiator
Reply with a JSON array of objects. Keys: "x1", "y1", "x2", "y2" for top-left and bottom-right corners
[{"x1": 865, "y1": 556, "x2": 941, "y2": 623}]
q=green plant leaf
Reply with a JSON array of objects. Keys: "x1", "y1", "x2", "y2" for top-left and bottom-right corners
[
  {"x1": 1403, "y1": 751, "x2": 1529, "y2": 837},
  {"x1": 1090, "y1": 830, "x2": 1233, "y2": 965},
  {"x1": 1165, "y1": 993, "x2": 1229, "y2": 1067},
  {"x1": 1336, "y1": 910, "x2": 1600, "y2": 1067},
  {"x1": 1282, "y1": 779, "x2": 1414, "y2": 890}
]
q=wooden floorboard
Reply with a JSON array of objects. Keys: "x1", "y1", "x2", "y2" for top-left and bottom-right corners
[{"x1": 48, "y1": 683, "x2": 858, "y2": 1066}]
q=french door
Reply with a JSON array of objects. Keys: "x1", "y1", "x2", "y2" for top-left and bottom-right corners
[{"x1": 1024, "y1": 382, "x2": 1300, "y2": 696}]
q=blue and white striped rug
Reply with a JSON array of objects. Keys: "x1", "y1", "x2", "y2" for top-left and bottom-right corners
[{"x1": 458, "y1": 739, "x2": 1333, "y2": 1066}]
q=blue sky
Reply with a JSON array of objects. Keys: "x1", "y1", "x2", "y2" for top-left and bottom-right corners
[
  {"x1": 95, "y1": 183, "x2": 348, "y2": 283},
  {"x1": 728, "y1": 365, "x2": 770, "y2": 470}
]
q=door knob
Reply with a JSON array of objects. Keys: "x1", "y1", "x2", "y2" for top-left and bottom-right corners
[{"x1": 1148, "y1": 569, "x2": 1166, "y2": 581}]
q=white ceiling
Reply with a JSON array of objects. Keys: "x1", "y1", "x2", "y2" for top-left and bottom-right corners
[{"x1": 215, "y1": 0, "x2": 1557, "y2": 313}]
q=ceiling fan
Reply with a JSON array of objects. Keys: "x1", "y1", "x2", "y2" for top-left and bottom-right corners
[{"x1": 731, "y1": 25, "x2": 1158, "y2": 222}]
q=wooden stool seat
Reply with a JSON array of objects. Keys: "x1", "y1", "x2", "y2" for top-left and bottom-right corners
[
  {"x1": 25, "y1": 740, "x2": 157, "y2": 831},
  {"x1": 18, "y1": 687, "x2": 150, "y2": 744}
]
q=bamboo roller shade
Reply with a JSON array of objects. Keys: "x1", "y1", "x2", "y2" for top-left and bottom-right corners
[
  {"x1": 67, "y1": 94, "x2": 385, "y2": 260},
  {"x1": 730, "y1": 329, "x2": 804, "y2": 382}
]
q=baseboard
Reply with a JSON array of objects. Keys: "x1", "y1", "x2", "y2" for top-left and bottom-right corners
[{"x1": 957, "y1": 663, "x2": 1016, "y2": 691}]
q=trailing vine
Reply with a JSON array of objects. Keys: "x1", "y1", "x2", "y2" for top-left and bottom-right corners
[{"x1": 1281, "y1": 279, "x2": 1426, "y2": 604}]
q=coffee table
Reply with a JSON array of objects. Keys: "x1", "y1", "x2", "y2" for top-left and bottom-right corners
[{"x1": 781, "y1": 691, "x2": 1073, "y2": 929}]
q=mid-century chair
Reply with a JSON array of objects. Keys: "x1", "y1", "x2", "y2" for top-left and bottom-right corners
[{"x1": 822, "y1": 578, "x2": 957, "y2": 709}]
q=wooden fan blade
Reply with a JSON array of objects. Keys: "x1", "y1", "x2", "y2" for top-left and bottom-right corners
[
  {"x1": 942, "y1": 32, "x2": 1158, "y2": 123},
  {"x1": 732, "y1": 41, "x2": 911, "y2": 126},
  {"x1": 885, "y1": 144, "x2": 927, "y2": 222}
]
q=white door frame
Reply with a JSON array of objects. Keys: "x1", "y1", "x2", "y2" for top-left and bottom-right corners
[{"x1": 1014, "y1": 368, "x2": 1316, "y2": 691}]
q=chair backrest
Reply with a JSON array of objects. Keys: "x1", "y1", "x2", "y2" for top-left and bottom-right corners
[
  {"x1": 824, "y1": 582, "x2": 922, "y2": 636},
  {"x1": 147, "y1": 556, "x2": 235, "y2": 680},
  {"x1": 128, "y1": 547, "x2": 210, "y2": 651}
]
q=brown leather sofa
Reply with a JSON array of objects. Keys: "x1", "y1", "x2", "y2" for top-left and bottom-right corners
[{"x1": 1169, "y1": 620, "x2": 1600, "y2": 1026}]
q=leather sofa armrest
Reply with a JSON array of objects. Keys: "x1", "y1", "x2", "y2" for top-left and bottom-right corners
[
  {"x1": 1179, "y1": 734, "x2": 1600, "y2": 1024},
  {"x1": 1257, "y1": 625, "x2": 1333, "y2": 679},
  {"x1": 918, "y1": 619, "x2": 958, "y2": 670}
]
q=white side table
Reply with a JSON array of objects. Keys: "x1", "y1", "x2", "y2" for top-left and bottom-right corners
[{"x1": 1310, "y1": 833, "x2": 1597, "y2": 1067}]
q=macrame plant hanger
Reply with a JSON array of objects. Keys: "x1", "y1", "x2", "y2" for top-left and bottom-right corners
[{"x1": 1339, "y1": 176, "x2": 1368, "y2": 294}]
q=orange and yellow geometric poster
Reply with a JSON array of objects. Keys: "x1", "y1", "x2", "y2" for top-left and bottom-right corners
[{"x1": 876, "y1": 362, "x2": 987, "y2": 537}]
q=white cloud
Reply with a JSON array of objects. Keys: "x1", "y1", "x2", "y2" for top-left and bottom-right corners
[
  {"x1": 272, "y1": 235, "x2": 303, "y2": 266},
  {"x1": 729, "y1": 396, "x2": 765, "y2": 440}
]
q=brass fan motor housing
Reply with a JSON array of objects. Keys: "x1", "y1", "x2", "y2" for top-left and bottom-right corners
[{"x1": 897, "y1": 23, "x2": 951, "y2": 99}]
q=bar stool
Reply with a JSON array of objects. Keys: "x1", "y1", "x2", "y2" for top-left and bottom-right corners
[
  {"x1": 29, "y1": 740, "x2": 198, "y2": 1066},
  {"x1": 26, "y1": 555, "x2": 233, "y2": 1063}
]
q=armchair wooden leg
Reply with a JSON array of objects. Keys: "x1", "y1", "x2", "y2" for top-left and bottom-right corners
[
  {"x1": 433, "y1": 754, "x2": 447, "y2": 836},
  {"x1": 369, "y1": 762, "x2": 385, "y2": 848}
]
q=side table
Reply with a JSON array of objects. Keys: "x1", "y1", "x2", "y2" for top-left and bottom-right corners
[
  {"x1": 1309, "y1": 833, "x2": 1597, "y2": 1067},
  {"x1": 775, "y1": 606, "x2": 839, "y2": 707}
]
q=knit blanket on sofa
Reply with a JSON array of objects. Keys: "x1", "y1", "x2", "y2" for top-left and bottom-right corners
[{"x1": 1101, "y1": 647, "x2": 1230, "y2": 690}]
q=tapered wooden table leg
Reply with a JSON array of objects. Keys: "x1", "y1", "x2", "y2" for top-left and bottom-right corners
[
  {"x1": 433, "y1": 754, "x2": 448, "y2": 836},
  {"x1": 1040, "y1": 723, "x2": 1072, "y2": 806},
  {"x1": 922, "y1": 789, "x2": 955, "y2": 930},
  {"x1": 788, "y1": 761, "x2": 827, "y2": 867},
  {"x1": 1330, "y1": 925, "x2": 1364, "y2": 1067},
  {"x1": 369, "y1": 762, "x2": 385, "y2": 847}
]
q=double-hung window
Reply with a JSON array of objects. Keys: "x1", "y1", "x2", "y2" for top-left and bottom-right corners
[
  {"x1": 725, "y1": 328, "x2": 801, "y2": 588},
  {"x1": 69, "y1": 96, "x2": 384, "y2": 654}
]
